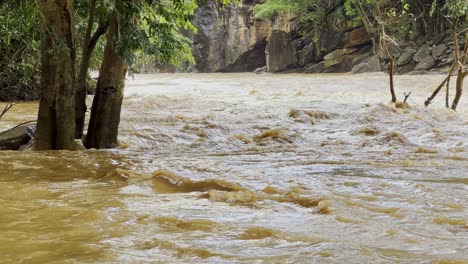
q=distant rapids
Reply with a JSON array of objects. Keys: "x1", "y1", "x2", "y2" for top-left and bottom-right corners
[{"x1": 0, "y1": 73, "x2": 467, "y2": 263}]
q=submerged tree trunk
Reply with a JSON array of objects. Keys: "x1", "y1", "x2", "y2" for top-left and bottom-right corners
[
  {"x1": 380, "y1": 25, "x2": 397, "y2": 103},
  {"x1": 75, "y1": 0, "x2": 109, "y2": 139},
  {"x1": 84, "y1": 9, "x2": 127, "y2": 149},
  {"x1": 36, "y1": 0, "x2": 76, "y2": 150},
  {"x1": 388, "y1": 58, "x2": 396, "y2": 103},
  {"x1": 450, "y1": 38, "x2": 468, "y2": 111},
  {"x1": 451, "y1": 71, "x2": 467, "y2": 111}
]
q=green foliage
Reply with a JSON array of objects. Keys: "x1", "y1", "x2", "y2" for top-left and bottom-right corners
[
  {"x1": 0, "y1": 1, "x2": 40, "y2": 101},
  {"x1": 253, "y1": 0, "x2": 300, "y2": 19},
  {"x1": 344, "y1": 0, "x2": 414, "y2": 40},
  {"x1": 431, "y1": 0, "x2": 468, "y2": 18},
  {"x1": 113, "y1": 0, "x2": 199, "y2": 67},
  {"x1": 254, "y1": 0, "x2": 334, "y2": 25},
  {"x1": 75, "y1": 0, "x2": 113, "y2": 70}
]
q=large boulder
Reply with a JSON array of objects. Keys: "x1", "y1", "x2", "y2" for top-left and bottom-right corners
[
  {"x1": 397, "y1": 48, "x2": 416, "y2": 66},
  {"x1": 413, "y1": 44, "x2": 431, "y2": 62},
  {"x1": 345, "y1": 27, "x2": 370, "y2": 48},
  {"x1": 323, "y1": 48, "x2": 357, "y2": 60},
  {"x1": 351, "y1": 55, "x2": 381, "y2": 74},
  {"x1": 352, "y1": 51, "x2": 372, "y2": 67},
  {"x1": 432, "y1": 44, "x2": 447, "y2": 58},
  {"x1": 266, "y1": 30, "x2": 296, "y2": 72},
  {"x1": 414, "y1": 56, "x2": 435, "y2": 70},
  {"x1": 0, "y1": 125, "x2": 35, "y2": 150},
  {"x1": 304, "y1": 62, "x2": 325, "y2": 73},
  {"x1": 253, "y1": 66, "x2": 266, "y2": 74}
]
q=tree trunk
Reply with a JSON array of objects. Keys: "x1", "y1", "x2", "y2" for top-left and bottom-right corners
[
  {"x1": 75, "y1": 0, "x2": 109, "y2": 139},
  {"x1": 388, "y1": 58, "x2": 396, "y2": 103},
  {"x1": 451, "y1": 71, "x2": 467, "y2": 111},
  {"x1": 450, "y1": 38, "x2": 468, "y2": 111},
  {"x1": 75, "y1": 0, "x2": 97, "y2": 140},
  {"x1": 36, "y1": 0, "x2": 76, "y2": 150},
  {"x1": 380, "y1": 24, "x2": 397, "y2": 103},
  {"x1": 84, "y1": 9, "x2": 128, "y2": 149}
]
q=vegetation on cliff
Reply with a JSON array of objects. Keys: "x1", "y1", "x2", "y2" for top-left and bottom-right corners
[{"x1": 255, "y1": 0, "x2": 467, "y2": 105}]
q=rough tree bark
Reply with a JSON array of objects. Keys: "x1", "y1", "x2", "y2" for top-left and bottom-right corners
[
  {"x1": 84, "y1": 5, "x2": 128, "y2": 149},
  {"x1": 75, "y1": 0, "x2": 109, "y2": 139},
  {"x1": 36, "y1": 0, "x2": 76, "y2": 150}
]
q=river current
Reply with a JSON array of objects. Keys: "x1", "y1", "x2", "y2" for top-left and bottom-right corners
[{"x1": 0, "y1": 73, "x2": 467, "y2": 263}]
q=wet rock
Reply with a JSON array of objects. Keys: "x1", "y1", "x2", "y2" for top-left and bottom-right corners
[
  {"x1": 324, "y1": 56, "x2": 345, "y2": 68},
  {"x1": 320, "y1": 48, "x2": 358, "y2": 72},
  {"x1": 266, "y1": 30, "x2": 296, "y2": 72},
  {"x1": 296, "y1": 43, "x2": 315, "y2": 67},
  {"x1": 439, "y1": 57, "x2": 454, "y2": 67},
  {"x1": 413, "y1": 44, "x2": 431, "y2": 62},
  {"x1": 396, "y1": 61, "x2": 418, "y2": 74},
  {"x1": 432, "y1": 33, "x2": 445, "y2": 45},
  {"x1": 397, "y1": 48, "x2": 416, "y2": 66},
  {"x1": 415, "y1": 37, "x2": 427, "y2": 47},
  {"x1": 432, "y1": 44, "x2": 447, "y2": 58},
  {"x1": 352, "y1": 51, "x2": 372, "y2": 67},
  {"x1": 414, "y1": 56, "x2": 435, "y2": 70},
  {"x1": 304, "y1": 62, "x2": 325, "y2": 73},
  {"x1": 351, "y1": 55, "x2": 381, "y2": 74},
  {"x1": 332, "y1": 54, "x2": 360, "y2": 72},
  {"x1": 253, "y1": 66, "x2": 266, "y2": 74},
  {"x1": 407, "y1": 70, "x2": 428, "y2": 75},
  {"x1": 345, "y1": 27, "x2": 370, "y2": 48},
  {"x1": 323, "y1": 48, "x2": 357, "y2": 60},
  {"x1": 0, "y1": 125, "x2": 35, "y2": 150},
  {"x1": 315, "y1": 29, "x2": 346, "y2": 59}
]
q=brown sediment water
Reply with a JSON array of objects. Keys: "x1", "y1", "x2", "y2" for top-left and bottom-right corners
[{"x1": 0, "y1": 73, "x2": 467, "y2": 263}]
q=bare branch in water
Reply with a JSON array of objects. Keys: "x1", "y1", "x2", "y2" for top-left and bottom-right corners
[
  {"x1": 425, "y1": 50, "x2": 467, "y2": 107},
  {"x1": 6, "y1": 120, "x2": 36, "y2": 131},
  {"x1": 403, "y1": 92, "x2": 412, "y2": 104},
  {"x1": 0, "y1": 102, "x2": 36, "y2": 134},
  {"x1": 0, "y1": 101, "x2": 18, "y2": 121}
]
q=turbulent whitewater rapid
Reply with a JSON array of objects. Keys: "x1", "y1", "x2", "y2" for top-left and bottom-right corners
[{"x1": 0, "y1": 73, "x2": 467, "y2": 263}]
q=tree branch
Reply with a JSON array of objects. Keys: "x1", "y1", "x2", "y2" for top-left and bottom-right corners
[{"x1": 0, "y1": 102, "x2": 18, "y2": 121}]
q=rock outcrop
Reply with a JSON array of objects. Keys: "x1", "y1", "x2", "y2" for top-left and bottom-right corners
[
  {"x1": 266, "y1": 30, "x2": 296, "y2": 72},
  {"x1": 190, "y1": 1, "x2": 294, "y2": 72},
  {"x1": 0, "y1": 125, "x2": 35, "y2": 150},
  {"x1": 186, "y1": 1, "x2": 461, "y2": 75}
]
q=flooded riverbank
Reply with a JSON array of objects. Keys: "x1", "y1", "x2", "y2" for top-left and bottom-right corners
[{"x1": 0, "y1": 73, "x2": 467, "y2": 263}]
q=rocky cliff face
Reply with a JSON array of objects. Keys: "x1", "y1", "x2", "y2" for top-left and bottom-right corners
[
  {"x1": 191, "y1": 0, "x2": 294, "y2": 72},
  {"x1": 190, "y1": 1, "x2": 462, "y2": 74}
]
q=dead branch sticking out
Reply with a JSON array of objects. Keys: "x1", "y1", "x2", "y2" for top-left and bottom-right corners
[
  {"x1": 0, "y1": 101, "x2": 17, "y2": 121},
  {"x1": 425, "y1": 50, "x2": 467, "y2": 107},
  {"x1": 380, "y1": 24, "x2": 397, "y2": 103},
  {"x1": 403, "y1": 92, "x2": 412, "y2": 103}
]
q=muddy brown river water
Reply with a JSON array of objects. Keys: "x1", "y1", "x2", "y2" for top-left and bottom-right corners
[{"x1": 0, "y1": 73, "x2": 467, "y2": 263}]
